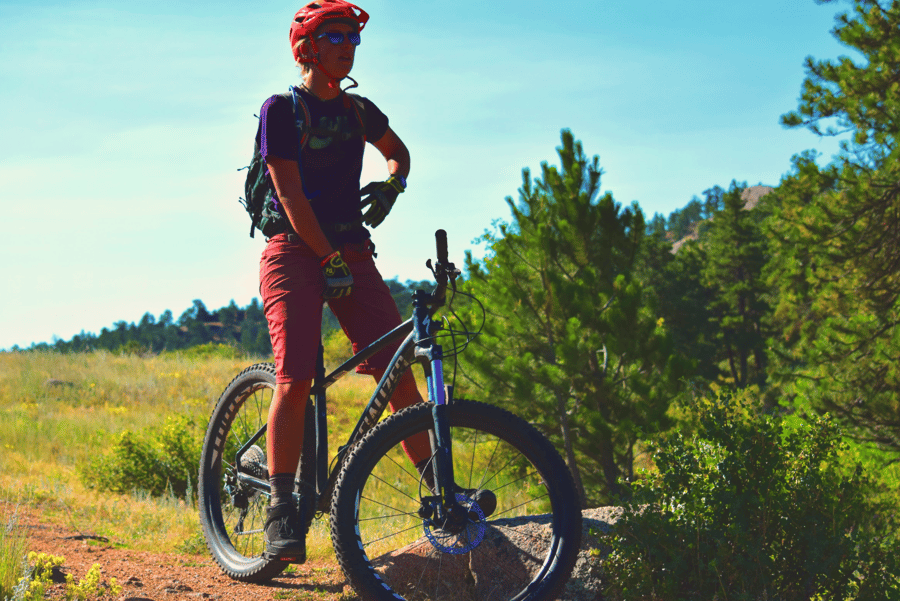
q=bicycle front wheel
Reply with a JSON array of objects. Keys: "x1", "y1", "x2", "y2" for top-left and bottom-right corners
[{"x1": 330, "y1": 400, "x2": 582, "y2": 601}]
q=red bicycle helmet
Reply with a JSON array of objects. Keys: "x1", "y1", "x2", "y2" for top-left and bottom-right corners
[{"x1": 290, "y1": 1, "x2": 369, "y2": 63}]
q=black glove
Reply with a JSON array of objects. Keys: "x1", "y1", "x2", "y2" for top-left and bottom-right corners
[
  {"x1": 360, "y1": 174, "x2": 405, "y2": 228},
  {"x1": 320, "y1": 250, "x2": 353, "y2": 299}
]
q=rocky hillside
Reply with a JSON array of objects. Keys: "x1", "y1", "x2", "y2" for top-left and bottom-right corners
[{"x1": 670, "y1": 185, "x2": 774, "y2": 253}]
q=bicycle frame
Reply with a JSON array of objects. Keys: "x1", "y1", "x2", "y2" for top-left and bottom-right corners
[
  {"x1": 232, "y1": 284, "x2": 458, "y2": 518},
  {"x1": 201, "y1": 228, "x2": 582, "y2": 596}
]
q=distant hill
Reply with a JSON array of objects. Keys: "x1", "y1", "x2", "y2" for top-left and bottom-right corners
[
  {"x1": 670, "y1": 185, "x2": 774, "y2": 253},
  {"x1": 741, "y1": 185, "x2": 775, "y2": 210},
  {"x1": 20, "y1": 277, "x2": 432, "y2": 355}
]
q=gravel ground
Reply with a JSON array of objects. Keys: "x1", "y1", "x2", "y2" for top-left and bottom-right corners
[{"x1": 12, "y1": 502, "x2": 621, "y2": 601}]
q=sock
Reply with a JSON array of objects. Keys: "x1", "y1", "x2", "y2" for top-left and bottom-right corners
[{"x1": 269, "y1": 472, "x2": 295, "y2": 507}]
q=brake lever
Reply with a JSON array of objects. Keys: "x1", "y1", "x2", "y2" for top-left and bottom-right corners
[
  {"x1": 448, "y1": 264, "x2": 459, "y2": 293},
  {"x1": 427, "y1": 259, "x2": 460, "y2": 292}
]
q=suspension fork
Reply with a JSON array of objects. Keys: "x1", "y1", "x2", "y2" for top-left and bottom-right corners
[
  {"x1": 412, "y1": 290, "x2": 464, "y2": 524},
  {"x1": 420, "y1": 344, "x2": 456, "y2": 498}
]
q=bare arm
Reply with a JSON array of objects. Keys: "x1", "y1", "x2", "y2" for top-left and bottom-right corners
[
  {"x1": 268, "y1": 124, "x2": 408, "y2": 254},
  {"x1": 265, "y1": 156, "x2": 333, "y2": 257},
  {"x1": 370, "y1": 126, "x2": 410, "y2": 181}
]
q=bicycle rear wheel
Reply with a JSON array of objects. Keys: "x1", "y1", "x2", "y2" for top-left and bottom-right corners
[
  {"x1": 330, "y1": 400, "x2": 582, "y2": 601},
  {"x1": 198, "y1": 362, "x2": 313, "y2": 582}
]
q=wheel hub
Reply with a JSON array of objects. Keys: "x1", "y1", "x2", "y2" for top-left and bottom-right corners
[{"x1": 422, "y1": 492, "x2": 487, "y2": 553}]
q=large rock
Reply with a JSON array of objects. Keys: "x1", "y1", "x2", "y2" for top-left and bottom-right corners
[
  {"x1": 564, "y1": 507, "x2": 622, "y2": 601},
  {"x1": 371, "y1": 507, "x2": 621, "y2": 601}
]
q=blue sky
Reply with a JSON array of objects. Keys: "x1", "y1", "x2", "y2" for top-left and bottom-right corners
[{"x1": 0, "y1": 0, "x2": 851, "y2": 350}]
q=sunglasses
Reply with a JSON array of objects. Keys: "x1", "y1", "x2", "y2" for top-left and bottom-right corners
[{"x1": 317, "y1": 31, "x2": 361, "y2": 46}]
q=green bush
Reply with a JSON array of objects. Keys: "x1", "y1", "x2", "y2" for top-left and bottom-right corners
[
  {"x1": 18, "y1": 552, "x2": 64, "y2": 601},
  {"x1": 160, "y1": 342, "x2": 247, "y2": 361},
  {"x1": 80, "y1": 413, "x2": 203, "y2": 499},
  {"x1": 0, "y1": 510, "x2": 28, "y2": 600},
  {"x1": 119, "y1": 340, "x2": 149, "y2": 356},
  {"x1": 64, "y1": 562, "x2": 122, "y2": 600},
  {"x1": 9, "y1": 553, "x2": 122, "y2": 601},
  {"x1": 603, "y1": 394, "x2": 900, "y2": 601}
]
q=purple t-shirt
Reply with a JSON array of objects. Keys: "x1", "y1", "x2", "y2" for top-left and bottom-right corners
[{"x1": 256, "y1": 87, "x2": 389, "y2": 245}]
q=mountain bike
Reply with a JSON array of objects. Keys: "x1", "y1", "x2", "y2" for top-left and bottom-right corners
[{"x1": 198, "y1": 230, "x2": 583, "y2": 601}]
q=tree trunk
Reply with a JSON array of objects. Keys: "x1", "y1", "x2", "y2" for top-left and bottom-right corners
[
  {"x1": 556, "y1": 389, "x2": 587, "y2": 508},
  {"x1": 599, "y1": 434, "x2": 621, "y2": 499}
]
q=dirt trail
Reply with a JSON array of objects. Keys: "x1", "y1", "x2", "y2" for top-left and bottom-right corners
[{"x1": 15, "y1": 506, "x2": 355, "y2": 601}]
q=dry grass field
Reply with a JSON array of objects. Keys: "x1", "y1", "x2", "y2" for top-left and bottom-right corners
[{"x1": 0, "y1": 337, "x2": 403, "y2": 597}]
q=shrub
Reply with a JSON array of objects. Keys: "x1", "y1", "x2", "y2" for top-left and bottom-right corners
[
  {"x1": 161, "y1": 342, "x2": 246, "y2": 361},
  {"x1": 9, "y1": 554, "x2": 122, "y2": 601},
  {"x1": 0, "y1": 510, "x2": 28, "y2": 600},
  {"x1": 603, "y1": 393, "x2": 900, "y2": 600},
  {"x1": 79, "y1": 413, "x2": 203, "y2": 499},
  {"x1": 14, "y1": 552, "x2": 64, "y2": 601},
  {"x1": 120, "y1": 340, "x2": 149, "y2": 357},
  {"x1": 64, "y1": 563, "x2": 122, "y2": 600},
  {"x1": 322, "y1": 328, "x2": 353, "y2": 367}
]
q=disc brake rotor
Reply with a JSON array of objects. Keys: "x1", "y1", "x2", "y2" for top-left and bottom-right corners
[{"x1": 423, "y1": 492, "x2": 487, "y2": 554}]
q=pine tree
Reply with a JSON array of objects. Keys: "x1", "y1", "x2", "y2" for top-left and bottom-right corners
[
  {"x1": 641, "y1": 233, "x2": 718, "y2": 385},
  {"x1": 702, "y1": 182, "x2": 771, "y2": 390},
  {"x1": 768, "y1": 0, "x2": 900, "y2": 451},
  {"x1": 460, "y1": 131, "x2": 688, "y2": 505}
]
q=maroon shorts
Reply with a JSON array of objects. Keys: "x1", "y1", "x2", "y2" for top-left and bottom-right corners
[{"x1": 259, "y1": 234, "x2": 404, "y2": 384}]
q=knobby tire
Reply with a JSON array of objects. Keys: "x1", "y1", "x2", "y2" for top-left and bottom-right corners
[
  {"x1": 198, "y1": 362, "x2": 312, "y2": 582},
  {"x1": 330, "y1": 400, "x2": 582, "y2": 601}
]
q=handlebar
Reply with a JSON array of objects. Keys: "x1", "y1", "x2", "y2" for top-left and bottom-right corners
[
  {"x1": 426, "y1": 230, "x2": 459, "y2": 308},
  {"x1": 435, "y1": 229, "x2": 448, "y2": 264}
]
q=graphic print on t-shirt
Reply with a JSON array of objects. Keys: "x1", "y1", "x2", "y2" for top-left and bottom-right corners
[{"x1": 308, "y1": 115, "x2": 350, "y2": 150}]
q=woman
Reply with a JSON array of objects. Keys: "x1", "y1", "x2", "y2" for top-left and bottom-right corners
[{"x1": 257, "y1": 0, "x2": 431, "y2": 562}]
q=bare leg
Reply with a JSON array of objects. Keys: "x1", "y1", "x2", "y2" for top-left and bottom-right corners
[
  {"x1": 267, "y1": 379, "x2": 312, "y2": 504},
  {"x1": 371, "y1": 369, "x2": 432, "y2": 465}
]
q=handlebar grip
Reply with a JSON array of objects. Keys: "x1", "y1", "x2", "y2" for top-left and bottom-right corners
[{"x1": 435, "y1": 230, "x2": 448, "y2": 263}]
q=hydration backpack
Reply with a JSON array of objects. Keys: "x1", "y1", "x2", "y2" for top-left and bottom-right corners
[{"x1": 239, "y1": 86, "x2": 367, "y2": 238}]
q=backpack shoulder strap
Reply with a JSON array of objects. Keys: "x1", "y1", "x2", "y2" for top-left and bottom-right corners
[
  {"x1": 288, "y1": 87, "x2": 313, "y2": 150},
  {"x1": 343, "y1": 92, "x2": 367, "y2": 143},
  {"x1": 286, "y1": 87, "x2": 318, "y2": 200}
]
